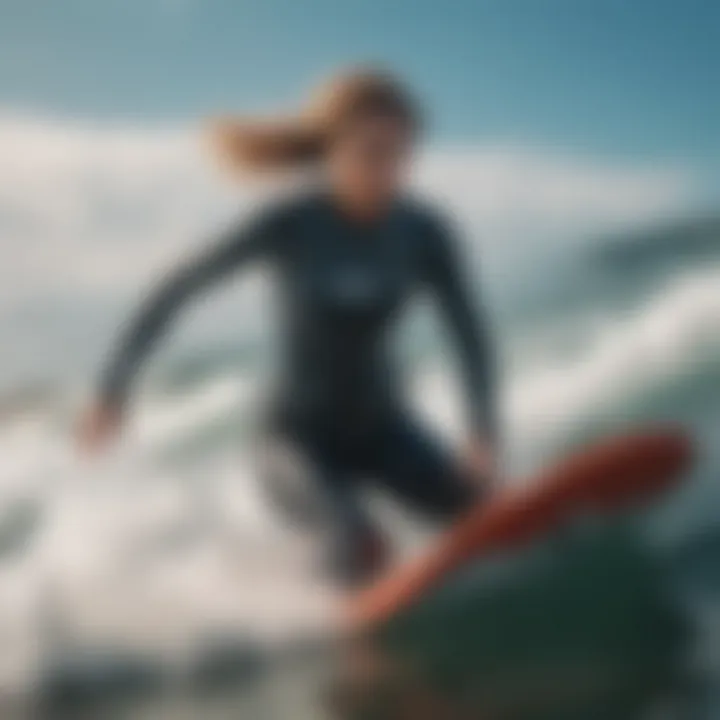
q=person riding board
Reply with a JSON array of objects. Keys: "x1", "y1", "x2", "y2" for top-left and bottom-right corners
[{"x1": 77, "y1": 69, "x2": 498, "y2": 587}]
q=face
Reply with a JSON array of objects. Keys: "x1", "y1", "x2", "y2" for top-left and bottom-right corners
[{"x1": 326, "y1": 114, "x2": 413, "y2": 217}]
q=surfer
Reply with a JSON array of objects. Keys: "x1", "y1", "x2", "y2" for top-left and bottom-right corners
[{"x1": 77, "y1": 69, "x2": 498, "y2": 587}]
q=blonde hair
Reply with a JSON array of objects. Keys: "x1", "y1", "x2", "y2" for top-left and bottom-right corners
[{"x1": 210, "y1": 68, "x2": 421, "y2": 173}]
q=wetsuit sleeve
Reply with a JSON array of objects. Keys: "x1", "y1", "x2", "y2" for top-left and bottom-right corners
[
  {"x1": 422, "y1": 211, "x2": 498, "y2": 442},
  {"x1": 98, "y1": 209, "x2": 282, "y2": 407}
]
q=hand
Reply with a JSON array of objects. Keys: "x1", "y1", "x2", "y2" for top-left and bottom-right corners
[
  {"x1": 461, "y1": 437, "x2": 497, "y2": 489},
  {"x1": 76, "y1": 401, "x2": 124, "y2": 456}
]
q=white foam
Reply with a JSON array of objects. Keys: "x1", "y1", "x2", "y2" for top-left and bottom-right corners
[
  {"x1": 0, "y1": 262, "x2": 717, "y2": 692},
  {"x1": 410, "y1": 265, "x2": 720, "y2": 472},
  {"x1": 509, "y1": 267, "x2": 720, "y2": 450},
  {"x1": 128, "y1": 374, "x2": 253, "y2": 449}
]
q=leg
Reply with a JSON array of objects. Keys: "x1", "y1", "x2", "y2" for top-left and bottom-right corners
[
  {"x1": 370, "y1": 414, "x2": 481, "y2": 522},
  {"x1": 255, "y1": 425, "x2": 389, "y2": 587}
]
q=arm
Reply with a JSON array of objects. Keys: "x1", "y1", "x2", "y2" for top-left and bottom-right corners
[
  {"x1": 98, "y1": 209, "x2": 281, "y2": 408},
  {"x1": 423, "y1": 212, "x2": 498, "y2": 445}
]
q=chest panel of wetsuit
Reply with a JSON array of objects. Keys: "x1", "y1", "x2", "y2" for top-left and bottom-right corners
[{"x1": 274, "y1": 199, "x2": 418, "y2": 418}]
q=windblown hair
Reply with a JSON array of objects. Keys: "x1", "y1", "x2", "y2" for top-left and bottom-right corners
[{"x1": 210, "y1": 68, "x2": 421, "y2": 173}]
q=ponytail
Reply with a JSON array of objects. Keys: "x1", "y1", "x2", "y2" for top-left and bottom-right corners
[
  {"x1": 210, "y1": 118, "x2": 325, "y2": 173},
  {"x1": 209, "y1": 68, "x2": 421, "y2": 175}
]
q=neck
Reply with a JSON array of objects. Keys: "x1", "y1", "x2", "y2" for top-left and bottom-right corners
[{"x1": 331, "y1": 189, "x2": 392, "y2": 225}]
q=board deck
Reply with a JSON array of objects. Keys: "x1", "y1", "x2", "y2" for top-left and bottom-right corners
[{"x1": 349, "y1": 428, "x2": 693, "y2": 629}]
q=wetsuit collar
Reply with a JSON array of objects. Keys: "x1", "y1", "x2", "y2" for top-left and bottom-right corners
[{"x1": 319, "y1": 187, "x2": 400, "y2": 235}]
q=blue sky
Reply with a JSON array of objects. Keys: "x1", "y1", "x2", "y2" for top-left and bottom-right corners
[{"x1": 0, "y1": 0, "x2": 718, "y2": 166}]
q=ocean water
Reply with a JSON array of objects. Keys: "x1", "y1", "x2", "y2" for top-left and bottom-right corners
[{"x1": 0, "y1": 116, "x2": 719, "y2": 717}]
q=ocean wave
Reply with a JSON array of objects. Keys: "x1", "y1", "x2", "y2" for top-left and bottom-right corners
[
  {"x1": 0, "y1": 112, "x2": 713, "y2": 703},
  {"x1": 507, "y1": 267, "x2": 720, "y2": 455},
  {"x1": 0, "y1": 113, "x2": 693, "y2": 306},
  {"x1": 593, "y1": 214, "x2": 720, "y2": 271}
]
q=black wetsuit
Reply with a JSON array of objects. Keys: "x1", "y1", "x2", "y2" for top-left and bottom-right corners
[{"x1": 99, "y1": 191, "x2": 496, "y2": 583}]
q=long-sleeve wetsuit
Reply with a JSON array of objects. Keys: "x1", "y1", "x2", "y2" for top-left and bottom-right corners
[{"x1": 98, "y1": 191, "x2": 497, "y2": 583}]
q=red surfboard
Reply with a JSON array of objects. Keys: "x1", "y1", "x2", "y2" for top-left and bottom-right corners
[{"x1": 349, "y1": 428, "x2": 693, "y2": 629}]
